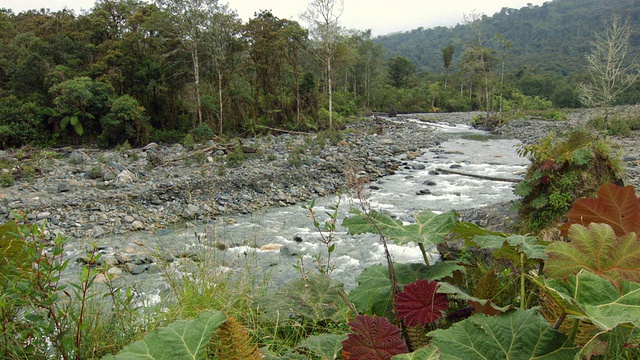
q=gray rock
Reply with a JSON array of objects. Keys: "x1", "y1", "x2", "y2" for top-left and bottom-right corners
[{"x1": 58, "y1": 182, "x2": 71, "y2": 192}]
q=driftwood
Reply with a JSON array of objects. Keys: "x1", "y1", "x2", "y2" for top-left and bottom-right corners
[
  {"x1": 435, "y1": 167, "x2": 522, "y2": 183},
  {"x1": 259, "y1": 126, "x2": 310, "y2": 135}
]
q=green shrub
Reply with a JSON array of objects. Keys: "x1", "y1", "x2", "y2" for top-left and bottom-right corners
[
  {"x1": 514, "y1": 128, "x2": 624, "y2": 234},
  {"x1": 226, "y1": 145, "x2": 244, "y2": 167},
  {"x1": 182, "y1": 133, "x2": 195, "y2": 148},
  {"x1": 607, "y1": 116, "x2": 631, "y2": 136},
  {"x1": 194, "y1": 123, "x2": 214, "y2": 143},
  {"x1": 0, "y1": 172, "x2": 15, "y2": 187}
]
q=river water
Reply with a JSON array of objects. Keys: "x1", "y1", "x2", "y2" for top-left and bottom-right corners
[{"x1": 66, "y1": 117, "x2": 530, "y2": 306}]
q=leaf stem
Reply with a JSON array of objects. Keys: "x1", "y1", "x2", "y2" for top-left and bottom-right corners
[
  {"x1": 520, "y1": 252, "x2": 526, "y2": 309},
  {"x1": 568, "y1": 318, "x2": 580, "y2": 343},
  {"x1": 418, "y1": 243, "x2": 430, "y2": 267}
]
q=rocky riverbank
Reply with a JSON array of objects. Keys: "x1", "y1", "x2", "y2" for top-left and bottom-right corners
[{"x1": 2, "y1": 110, "x2": 639, "y2": 241}]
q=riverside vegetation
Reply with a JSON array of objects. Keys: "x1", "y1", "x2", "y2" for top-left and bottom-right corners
[{"x1": 1, "y1": 113, "x2": 640, "y2": 359}]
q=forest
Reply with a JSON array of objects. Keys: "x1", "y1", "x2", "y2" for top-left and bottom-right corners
[{"x1": 0, "y1": 0, "x2": 639, "y2": 149}]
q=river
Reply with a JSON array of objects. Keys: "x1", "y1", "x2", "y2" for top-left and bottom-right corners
[{"x1": 64, "y1": 116, "x2": 530, "y2": 306}]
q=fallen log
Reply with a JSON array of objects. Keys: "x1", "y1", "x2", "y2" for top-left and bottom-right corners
[{"x1": 435, "y1": 167, "x2": 522, "y2": 183}]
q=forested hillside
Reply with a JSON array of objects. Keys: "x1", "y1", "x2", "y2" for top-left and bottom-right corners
[
  {"x1": 0, "y1": 0, "x2": 639, "y2": 149},
  {"x1": 377, "y1": 0, "x2": 640, "y2": 75}
]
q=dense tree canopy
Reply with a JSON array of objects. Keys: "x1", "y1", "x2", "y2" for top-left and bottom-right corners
[{"x1": 0, "y1": 0, "x2": 638, "y2": 148}]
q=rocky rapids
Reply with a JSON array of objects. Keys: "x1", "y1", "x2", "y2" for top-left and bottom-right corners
[{"x1": 2, "y1": 111, "x2": 640, "y2": 298}]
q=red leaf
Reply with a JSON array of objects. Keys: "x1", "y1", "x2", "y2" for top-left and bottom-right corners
[
  {"x1": 559, "y1": 183, "x2": 640, "y2": 237},
  {"x1": 394, "y1": 279, "x2": 449, "y2": 326},
  {"x1": 539, "y1": 159, "x2": 557, "y2": 171},
  {"x1": 342, "y1": 315, "x2": 408, "y2": 360}
]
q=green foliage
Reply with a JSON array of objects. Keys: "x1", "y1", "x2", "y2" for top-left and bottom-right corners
[
  {"x1": 391, "y1": 346, "x2": 440, "y2": 359},
  {"x1": 540, "y1": 271, "x2": 640, "y2": 332},
  {"x1": 0, "y1": 172, "x2": 15, "y2": 187},
  {"x1": 546, "y1": 223, "x2": 640, "y2": 287},
  {"x1": 255, "y1": 274, "x2": 349, "y2": 325},
  {"x1": 0, "y1": 220, "x2": 152, "y2": 359},
  {"x1": 100, "y1": 95, "x2": 150, "y2": 147},
  {"x1": 226, "y1": 145, "x2": 245, "y2": 167},
  {"x1": 49, "y1": 77, "x2": 113, "y2": 140},
  {"x1": 102, "y1": 311, "x2": 226, "y2": 360},
  {"x1": 194, "y1": 123, "x2": 213, "y2": 143},
  {"x1": 296, "y1": 333, "x2": 347, "y2": 360},
  {"x1": 514, "y1": 128, "x2": 623, "y2": 233},
  {"x1": 181, "y1": 133, "x2": 195, "y2": 148},
  {"x1": 343, "y1": 209, "x2": 458, "y2": 248},
  {"x1": 429, "y1": 309, "x2": 578, "y2": 359},
  {"x1": 0, "y1": 96, "x2": 44, "y2": 148}
]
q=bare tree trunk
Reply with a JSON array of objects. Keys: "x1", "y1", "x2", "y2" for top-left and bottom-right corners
[
  {"x1": 328, "y1": 54, "x2": 333, "y2": 129},
  {"x1": 192, "y1": 46, "x2": 203, "y2": 127},
  {"x1": 217, "y1": 69, "x2": 223, "y2": 134}
]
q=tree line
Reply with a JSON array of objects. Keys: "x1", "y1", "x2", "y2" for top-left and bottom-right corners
[{"x1": 0, "y1": 0, "x2": 638, "y2": 149}]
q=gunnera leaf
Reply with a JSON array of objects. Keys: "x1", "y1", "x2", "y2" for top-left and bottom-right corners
[
  {"x1": 394, "y1": 279, "x2": 449, "y2": 326},
  {"x1": 343, "y1": 209, "x2": 458, "y2": 247},
  {"x1": 543, "y1": 270, "x2": 640, "y2": 331},
  {"x1": 559, "y1": 183, "x2": 640, "y2": 237},
  {"x1": 102, "y1": 311, "x2": 226, "y2": 360},
  {"x1": 297, "y1": 333, "x2": 348, "y2": 360},
  {"x1": 342, "y1": 315, "x2": 408, "y2": 359},
  {"x1": 545, "y1": 223, "x2": 640, "y2": 287},
  {"x1": 391, "y1": 346, "x2": 440, "y2": 359},
  {"x1": 256, "y1": 274, "x2": 348, "y2": 324},
  {"x1": 429, "y1": 309, "x2": 578, "y2": 359}
]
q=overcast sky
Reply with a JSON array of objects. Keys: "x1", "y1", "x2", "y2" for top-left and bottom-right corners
[{"x1": 0, "y1": 0, "x2": 550, "y2": 36}]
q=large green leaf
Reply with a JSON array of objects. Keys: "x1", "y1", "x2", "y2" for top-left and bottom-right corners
[
  {"x1": 297, "y1": 334, "x2": 348, "y2": 360},
  {"x1": 429, "y1": 309, "x2": 578, "y2": 359},
  {"x1": 343, "y1": 209, "x2": 458, "y2": 246},
  {"x1": 543, "y1": 271, "x2": 640, "y2": 331},
  {"x1": 545, "y1": 223, "x2": 640, "y2": 287},
  {"x1": 436, "y1": 282, "x2": 515, "y2": 315},
  {"x1": 451, "y1": 221, "x2": 507, "y2": 242},
  {"x1": 256, "y1": 274, "x2": 349, "y2": 323},
  {"x1": 348, "y1": 263, "x2": 464, "y2": 317},
  {"x1": 471, "y1": 234, "x2": 547, "y2": 260},
  {"x1": 392, "y1": 346, "x2": 440, "y2": 359},
  {"x1": 101, "y1": 311, "x2": 226, "y2": 360}
]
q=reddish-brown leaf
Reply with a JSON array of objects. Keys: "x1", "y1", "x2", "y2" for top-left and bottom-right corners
[
  {"x1": 394, "y1": 279, "x2": 449, "y2": 326},
  {"x1": 559, "y1": 183, "x2": 640, "y2": 237},
  {"x1": 341, "y1": 315, "x2": 408, "y2": 360}
]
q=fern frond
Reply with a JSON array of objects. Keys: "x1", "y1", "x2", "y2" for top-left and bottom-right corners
[
  {"x1": 211, "y1": 316, "x2": 262, "y2": 360},
  {"x1": 471, "y1": 268, "x2": 501, "y2": 301}
]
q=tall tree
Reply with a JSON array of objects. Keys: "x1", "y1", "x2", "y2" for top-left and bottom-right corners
[
  {"x1": 387, "y1": 56, "x2": 415, "y2": 88},
  {"x1": 155, "y1": 0, "x2": 219, "y2": 128},
  {"x1": 244, "y1": 10, "x2": 289, "y2": 127},
  {"x1": 302, "y1": 0, "x2": 344, "y2": 129},
  {"x1": 441, "y1": 44, "x2": 455, "y2": 90},
  {"x1": 205, "y1": 4, "x2": 242, "y2": 134},
  {"x1": 462, "y1": 12, "x2": 494, "y2": 121},
  {"x1": 281, "y1": 20, "x2": 309, "y2": 126},
  {"x1": 579, "y1": 15, "x2": 639, "y2": 120}
]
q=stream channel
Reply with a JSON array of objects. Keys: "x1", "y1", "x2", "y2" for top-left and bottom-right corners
[{"x1": 65, "y1": 116, "x2": 530, "y2": 307}]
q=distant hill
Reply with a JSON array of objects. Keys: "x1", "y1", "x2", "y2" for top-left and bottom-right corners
[{"x1": 375, "y1": 0, "x2": 640, "y2": 76}]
